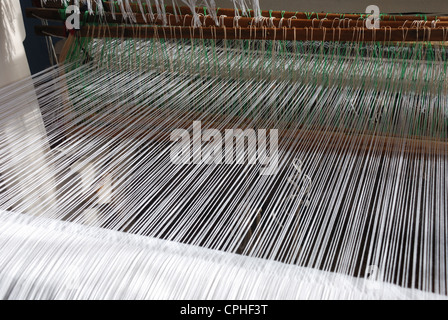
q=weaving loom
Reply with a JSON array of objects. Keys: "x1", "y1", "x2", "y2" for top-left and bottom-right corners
[{"x1": 0, "y1": 0, "x2": 447, "y2": 300}]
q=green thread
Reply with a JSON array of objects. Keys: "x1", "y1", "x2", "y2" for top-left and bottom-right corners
[{"x1": 59, "y1": 9, "x2": 66, "y2": 21}]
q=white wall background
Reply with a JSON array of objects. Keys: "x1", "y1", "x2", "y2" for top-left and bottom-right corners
[{"x1": 214, "y1": 0, "x2": 448, "y2": 14}]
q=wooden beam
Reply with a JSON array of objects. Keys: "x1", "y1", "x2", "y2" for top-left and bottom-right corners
[
  {"x1": 26, "y1": 8, "x2": 448, "y2": 28},
  {"x1": 35, "y1": 25, "x2": 448, "y2": 43},
  {"x1": 30, "y1": 2, "x2": 448, "y2": 21},
  {"x1": 64, "y1": 108, "x2": 448, "y2": 157}
]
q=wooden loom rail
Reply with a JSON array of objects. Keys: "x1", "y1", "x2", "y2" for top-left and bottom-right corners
[
  {"x1": 62, "y1": 107, "x2": 448, "y2": 157},
  {"x1": 26, "y1": 8, "x2": 448, "y2": 28},
  {"x1": 30, "y1": 1, "x2": 448, "y2": 22},
  {"x1": 35, "y1": 25, "x2": 448, "y2": 42},
  {"x1": 56, "y1": 35, "x2": 448, "y2": 157}
]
